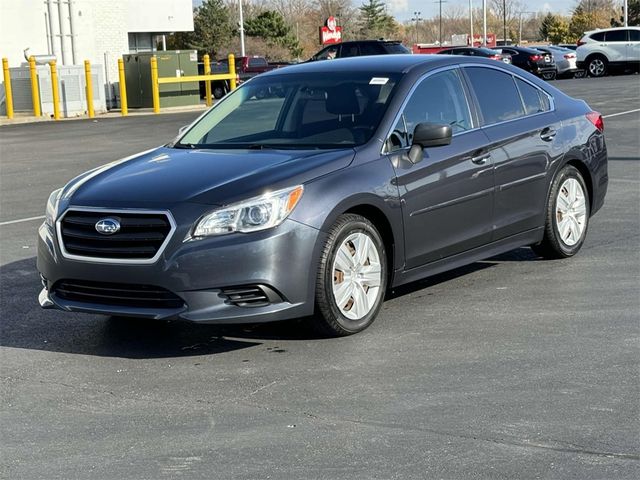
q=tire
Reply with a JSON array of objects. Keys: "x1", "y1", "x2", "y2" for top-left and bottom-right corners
[
  {"x1": 213, "y1": 85, "x2": 226, "y2": 99},
  {"x1": 587, "y1": 55, "x2": 608, "y2": 77},
  {"x1": 532, "y1": 165, "x2": 590, "y2": 259},
  {"x1": 574, "y1": 69, "x2": 586, "y2": 79},
  {"x1": 314, "y1": 214, "x2": 387, "y2": 336},
  {"x1": 542, "y1": 70, "x2": 557, "y2": 81}
]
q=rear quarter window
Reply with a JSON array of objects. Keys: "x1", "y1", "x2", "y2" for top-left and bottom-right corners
[
  {"x1": 605, "y1": 30, "x2": 627, "y2": 42},
  {"x1": 590, "y1": 32, "x2": 606, "y2": 41},
  {"x1": 515, "y1": 78, "x2": 549, "y2": 115},
  {"x1": 465, "y1": 67, "x2": 525, "y2": 125}
]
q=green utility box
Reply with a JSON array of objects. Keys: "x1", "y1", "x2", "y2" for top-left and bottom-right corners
[{"x1": 122, "y1": 50, "x2": 199, "y2": 108}]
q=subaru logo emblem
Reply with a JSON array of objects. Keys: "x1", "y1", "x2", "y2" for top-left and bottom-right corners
[{"x1": 95, "y1": 218, "x2": 121, "y2": 235}]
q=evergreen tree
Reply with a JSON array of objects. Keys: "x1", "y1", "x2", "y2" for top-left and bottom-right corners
[
  {"x1": 245, "y1": 11, "x2": 303, "y2": 58},
  {"x1": 539, "y1": 13, "x2": 557, "y2": 41},
  {"x1": 168, "y1": 0, "x2": 233, "y2": 58},
  {"x1": 358, "y1": 0, "x2": 398, "y2": 39}
]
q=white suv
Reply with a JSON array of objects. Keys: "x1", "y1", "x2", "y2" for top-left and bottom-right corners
[{"x1": 576, "y1": 26, "x2": 640, "y2": 77}]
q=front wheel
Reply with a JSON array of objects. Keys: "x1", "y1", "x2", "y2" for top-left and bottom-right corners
[
  {"x1": 314, "y1": 214, "x2": 387, "y2": 336},
  {"x1": 532, "y1": 165, "x2": 590, "y2": 259}
]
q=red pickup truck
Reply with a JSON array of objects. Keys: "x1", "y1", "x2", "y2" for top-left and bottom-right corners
[{"x1": 199, "y1": 56, "x2": 289, "y2": 99}]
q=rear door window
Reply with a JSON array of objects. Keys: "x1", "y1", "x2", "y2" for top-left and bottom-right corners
[
  {"x1": 465, "y1": 67, "x2": 525, "y2": 125},
  {"x1": 605, "y1": 30, "x2": 627, "y2": 42},
  {"x1": 630, "y1": 30, "x2": 640, "y2": 41},
  {"x1": 360, "y1": 43, "x2": 385, "y2": 55}
]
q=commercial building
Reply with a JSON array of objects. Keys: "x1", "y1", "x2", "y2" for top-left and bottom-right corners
[{"x1": 1, "y1": 0, "x2": 194, "y2": 110}]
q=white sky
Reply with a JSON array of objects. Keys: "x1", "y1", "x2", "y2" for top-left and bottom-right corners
[
  {"x1": 193, "y1": 1, "x2": 577, "y2": 22},
  {"x1": 387, "y1": 0, "x2": 576, "y2": 22}
]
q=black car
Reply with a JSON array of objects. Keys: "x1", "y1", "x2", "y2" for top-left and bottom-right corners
[
  {"x1": 437, "y1": 46, "x2": 512, "y2": 63},
  {"x1": 496, "y1": 46, "x2": 557, "y2": 80},
  {"x1": 38, "y1": 56, "x2": 607, "y2": 336},
  {"x1": 309, "y1": 40, "x2": 410, "y2": 61}
]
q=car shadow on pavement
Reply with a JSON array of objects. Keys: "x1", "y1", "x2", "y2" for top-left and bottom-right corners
[
  {"x1": 0, "y1": 257, "x2": 324, "y2": 359},
  {"x1": 1, "y1": 249, "x2": 541, "y2": 358}
]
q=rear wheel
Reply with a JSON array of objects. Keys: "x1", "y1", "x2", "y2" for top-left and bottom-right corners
[
  {"x1": 314, "y1": 214, "x2": 387, "y2": 336},
  {"x1": 542, "y1": 70, "x2": 557, "y2": 81},
  {"x1": 587, "y1": 55, "x2": 608, "y2": 77},
  {"x1": 532, "y1": 165, "x2": 590, "y2": 259}
]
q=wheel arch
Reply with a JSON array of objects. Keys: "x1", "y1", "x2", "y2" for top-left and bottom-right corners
[
  {"x1": 343, "y1": 203, "x2": 397, "y2": 285},
  {"x1": 550, "y1": 155, "x2": 594, "y2": 215}
]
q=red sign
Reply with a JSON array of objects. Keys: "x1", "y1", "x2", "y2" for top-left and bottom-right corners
[{"x1": 319, "y1": 16, "x2": 342, "y2": 45}]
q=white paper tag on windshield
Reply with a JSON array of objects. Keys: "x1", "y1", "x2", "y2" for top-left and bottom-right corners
[{"x1": 369, "y1": 77, "x2": 389, "y2": 85}]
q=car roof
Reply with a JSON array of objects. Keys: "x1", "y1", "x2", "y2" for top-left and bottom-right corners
[
  {"x1": 500, "y1": 45, "x2": 544, "y2": 54},
  {"x1": 259, "y1": 54, "x2": 527, "y2": 80},
  {"x1": 585, "y1": 26, "x2": 640, "y2": 34},
  {"x1": 338, "y1": 40, "x2": 404, "y2": 45}
]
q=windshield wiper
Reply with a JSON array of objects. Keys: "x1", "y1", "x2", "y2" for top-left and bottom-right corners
[{"x1": 173, "y1": 142, "x2": 196, "y2": 149}]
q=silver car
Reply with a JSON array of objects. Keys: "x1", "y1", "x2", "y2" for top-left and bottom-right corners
[{"x1": 536, "y1": 46, "x2": 579, "y2": 77}]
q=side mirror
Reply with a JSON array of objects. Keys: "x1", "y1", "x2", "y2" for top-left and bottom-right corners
[
  {"x1": 408, "y1": 122, "x2": 453, "y2": 164},
  {"x1": 178, "y1": 125, "x2": 189, "y2": 135}
]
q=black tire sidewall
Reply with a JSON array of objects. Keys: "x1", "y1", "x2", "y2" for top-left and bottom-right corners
[
  {"x1": 588, "y1": 55, "x2": 607, "y2": 77},
  {"x1": 317, "y1": 216, "x2": 387, "y2": 334},
  {"x1": 549, "y1": 166, "x2": 590, "y2": 256}
]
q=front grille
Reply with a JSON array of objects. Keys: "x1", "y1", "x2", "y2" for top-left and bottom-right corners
[
  {"x1": 219, "y1": 285, "x2": 283, "y2": 308},
  {"x1": 52, "y1": 280, "x2": 185, "y2": 309},
  {"x1": 59, "y1": 210, "x2": 172, "y2": 260}
]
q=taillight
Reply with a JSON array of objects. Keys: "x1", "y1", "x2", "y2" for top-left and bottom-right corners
[
  {"x1": 564, "y1": 54, "x2": 576, "y2": 59},
  {"x1": 489, "y1": 54, "x2": 501, "y2": 60},
  {"x1": 586, "y1": 111, "x2": 604, "y2": 132},
  {"x1": 530, "y1": 54, "x2": 542, "y2": 61},
  {"x1": 577, "y1": 38, "x2": 586, "y2": 46}
]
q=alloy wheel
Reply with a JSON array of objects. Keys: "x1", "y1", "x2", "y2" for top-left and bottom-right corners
[{"x1": 555, "y1": 178, "x2": 587, "y2": 246}]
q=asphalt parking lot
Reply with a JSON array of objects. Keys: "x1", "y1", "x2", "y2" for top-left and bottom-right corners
[{"x1": 1, "y1": 75, "x2": 639, "y2": 479}]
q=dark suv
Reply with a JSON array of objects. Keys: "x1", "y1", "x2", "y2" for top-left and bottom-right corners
[{"x1": 309, "y1": 40, "x2": 410, "y2": 61}]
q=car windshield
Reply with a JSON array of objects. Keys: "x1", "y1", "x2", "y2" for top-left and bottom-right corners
[{"x1": 177, "y1": 72, "x2": 401, "y2": 149}]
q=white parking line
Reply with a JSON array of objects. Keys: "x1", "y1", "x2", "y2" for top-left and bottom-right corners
[
  {"x1": 603, "y1": 109, "x2": 640, "y2": 119},
  {"x1": 0, "y1": 215, "x2": 46, "y2": 226}
]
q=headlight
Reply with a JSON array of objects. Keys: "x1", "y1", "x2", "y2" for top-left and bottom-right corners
[
  {"x1": 192, "y1": 185, "x2": 303, "y2": 237},
  {"x1": 45, "y1": 188, "x2": 63, "y2": 227}
]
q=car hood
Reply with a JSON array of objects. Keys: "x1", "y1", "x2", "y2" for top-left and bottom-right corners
[{"x1": 63, "y1": 146, "x2": 355, "y2": 207}]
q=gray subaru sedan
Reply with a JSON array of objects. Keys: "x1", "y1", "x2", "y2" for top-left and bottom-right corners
[{"x1": 38, "y1": 55, "x2": 608, "y2": 336}]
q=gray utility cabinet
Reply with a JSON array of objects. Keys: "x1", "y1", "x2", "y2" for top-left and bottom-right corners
[{"x1": 123, "y1": 51, "x2": 199, "y2": 108}]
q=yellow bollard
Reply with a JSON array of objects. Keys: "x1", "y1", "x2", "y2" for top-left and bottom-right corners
[
  {"x1": 228, "y1": 53, "x2": 236, "y2": 91},
  {"x1": 28, "y1": 56, "x2": 41, "y2": 117},
  {"x1": 117, "y1": 58, "x2": 128, "y2": 116},
  {"x1": 203, "y1": 54, "x2": 212, "y2": 107},
  {"x1": 2, "y1": 58, "x2": 14, "y2": 119},
  {"x1": 84, "y1": 60, "x2": 95, "y2": 118},
  {"x1": 49, "y1": 60, "x2": 61, "y2": 120},
  {"x1": 150, "y1": 56, "x2": 160, "y2": 113}
]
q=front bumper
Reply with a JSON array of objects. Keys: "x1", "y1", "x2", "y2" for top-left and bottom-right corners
[{"x1": 37, "y1": 216, "x2": 326, "y2": 324}]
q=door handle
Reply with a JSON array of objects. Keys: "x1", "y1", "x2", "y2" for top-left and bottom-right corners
[
  {"x1": 540, "y1": 127, "x2": 557, "y2": 141},
  {"x1": 471, "y1": 152, "x2": 491, "y2": 165}
]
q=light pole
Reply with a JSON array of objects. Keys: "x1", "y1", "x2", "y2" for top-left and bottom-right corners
[
  {"x1": 434, "y1": 0, "x2": 448, "y2": 45},
  {"x1": 482, "y1": 0, "x2": 487, "y2": 46},
  {"x1": 518, "y1": 11, "x2": 535, "y2": 45},
  {"x1": 412, "y1": 11, "x2": 422, "y2": 45},
  {"x1": 469, "y1": 0, "x2": 474, "y2": 46},
  {"x1": 503, "y1": 0, "x2": 507, "y2": 46},
  {"x1": 238, "y1": 0, "x2": 246, "y2": 57},
  {"x1": 624, "y1": 0, "x2": 628, "y2": 26}
]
